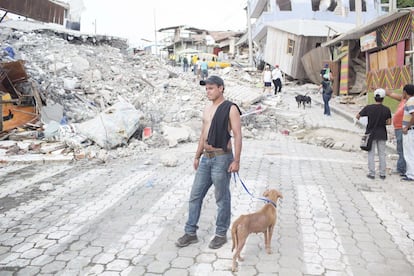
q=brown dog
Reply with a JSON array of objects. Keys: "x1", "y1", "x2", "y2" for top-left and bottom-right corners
[{"x1": 231, "y1": 189, "x2": 283, "y2": 272}]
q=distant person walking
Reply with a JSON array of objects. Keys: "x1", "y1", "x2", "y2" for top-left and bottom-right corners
[
  {"x1": 262, "y1": 65, "x2": 272, "y2": 94},
  {"x1": 319, "y1": 76, "x2": 333, "y2": 116},
  {"x1": 200, "y1": 58, "x2": 209, "y2": 80},
  {"x1": 401, "y1": 84, "x2": 414, "y2": 181},
  {"x1": 182, "y1": 56, "x2": 189, "y2": 72},
  {"x1": 271, "y1": 64, "x2": 283, "y2": 94},
  {"x1": 356, "y1": 88, "x2": 392, "y2": 180},
  {"x1": 385, "y1": 88, "x2": 407, "y2": 177}
]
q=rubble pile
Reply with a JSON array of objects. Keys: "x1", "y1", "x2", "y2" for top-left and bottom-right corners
[
  {"x1": 0, "y1": 22, "x2": 367, "y2": 163},
  {"x1": 0, "y1": 24, "x2": 262, "y2": 162}
]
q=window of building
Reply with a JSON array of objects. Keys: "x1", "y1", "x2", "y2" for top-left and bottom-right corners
[
  {"x1": 349, "y1": 0, "x2": 367, "y2": 11},
  {"x1": 287, "y1": 39, "x2": 295, "y2": 55},
  {"x1": 311, "y1": 0, "x2": 338, "y2": 11},
  {"x1": 276, "y1": 0, "x2": 292, "y2": 11}
]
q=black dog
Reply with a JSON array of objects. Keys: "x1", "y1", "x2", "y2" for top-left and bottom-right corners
[{"x1": 295, "y1": 95, "x2": 311, "y2": 109}]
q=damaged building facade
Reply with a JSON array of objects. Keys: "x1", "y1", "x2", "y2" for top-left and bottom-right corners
[
  {"x1": 324, "y1": 8, "x2": 414, "y2": 111},
  {"x1": 248, "y1": 0, "x2": 382, "y2": 86}
]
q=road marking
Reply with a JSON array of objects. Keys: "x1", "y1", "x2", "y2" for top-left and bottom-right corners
[
  {"x1": 297, "y1": 185, "x2": 353, "y2": 275},
  {"x1": 0, "y1": 164, "x2": 71, "y2": 198},
  {"x1": 1, "y1": 170, "x2": 152, "y2": 260},
  {"x1": 86, "y1": 175, "x2": 193, "y2": 272},
  {"x1": 0, "y1": 164, "x2": 31, "y2": 178},
  {"x1": 265, "y1": 154, "x2": 364, "y2": 164},
  {"x1": 362, "y1": 191, "x2": 414, "y2": 266},
  {"x1": 0, "y1": 168, "x2": 110, "y2": 226}
]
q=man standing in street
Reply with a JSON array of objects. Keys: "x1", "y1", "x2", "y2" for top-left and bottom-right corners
[
  {"x1": 271, "y1": 64, "x2": 283, "y2": 94},
  {"x1": 176, "y1": 75, "x2": 242, "y2": 249},
  {"x1": 385, "y1": 89, "x2": 406, "y2": 176},
  {"x1": 401, "y1": 84, "x2": 414, "y2": 181},
  {"x1": 356, "y1": 88, "x2": 391, "y2": 180}
]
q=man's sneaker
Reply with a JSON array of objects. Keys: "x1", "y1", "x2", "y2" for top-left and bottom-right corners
[
  {"x1": 380, "y1": 175, "x2": 386, "y2": 180},
  {"x1": 175, "y1": 233, "x2": 198, "y2": 247},
  {"x1": 366, "y1": 174, "x2": 375, "y2": 180},
  {"x1": 401, "y1": 176, "x2": 414, "y2": 182},
  {"x1": 208, "y1": 235, "x2": 227, "y2": 249}
]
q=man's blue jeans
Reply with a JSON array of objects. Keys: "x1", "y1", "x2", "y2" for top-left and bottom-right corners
[
  {"x1": 368, "y1": 140, "x2": 386, "y2": 177},
  {"x1": 184, "y1": 153, "x2": 233, "y2": 237},
  {"x1": 395, "y1": 128, "x2": 406, "y2": 174},
  {"x1": 322, "y1": 93, "x2": 331, "y2": 115}
]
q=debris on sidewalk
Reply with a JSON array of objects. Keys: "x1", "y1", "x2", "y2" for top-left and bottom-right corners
[{"x1": 0, "y1": 19, "x2": 372, "y2": 164}]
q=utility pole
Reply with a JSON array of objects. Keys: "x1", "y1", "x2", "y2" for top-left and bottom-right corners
[
  {"x1": 355, "y1": 0, "x2": 362, "y2": 26},
  {"x1": 154, "y1": 8, "x2": 158, "y2": 58},
  {"x1": 246, "y1": 1, "x2": 253, "y2": 67}
]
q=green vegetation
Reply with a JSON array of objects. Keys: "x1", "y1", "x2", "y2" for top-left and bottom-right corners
[
  {"x1": 381, "y1": 0, "x2": 414, "y2": 8},
  {"x1": 367, "y1": 89, "x2": 401, "y2": 113}
]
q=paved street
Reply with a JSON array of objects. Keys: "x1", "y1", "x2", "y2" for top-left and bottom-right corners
[{"x1": 1, "y1": 87, "x2": 414, "y2": 276}]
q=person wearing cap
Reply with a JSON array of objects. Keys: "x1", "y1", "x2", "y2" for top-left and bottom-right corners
[
  {"x1": 176, "y1": 75, "x2": 242, "y2": 249},
  {"x1": 356, "y1": 88, "x2": 392, "y2": 180},
  {"x1": 401, "y1": 84, "x2": 414, "y2": 181},
  {"x1": 271, "y1": 64, "x2": 283, "y2": 94},
  {"x1": 320, "y1": 63, "x2": 333, "y2": 81},
  {"x1": 385, "y1": 88, "x2": 407, "y2": 177}
]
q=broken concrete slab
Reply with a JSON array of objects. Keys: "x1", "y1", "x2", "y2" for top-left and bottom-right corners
[{"x1": 76, "y1": 99, "x2": 143, "y2": 149}]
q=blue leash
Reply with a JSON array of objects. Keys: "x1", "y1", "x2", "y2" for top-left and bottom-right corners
[{"x1": 232, "y1": 172, "x2": 277, "y2": 208}]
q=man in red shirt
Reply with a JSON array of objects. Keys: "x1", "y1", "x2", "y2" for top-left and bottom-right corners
[{"x1": 386, "y1": 90, "x2": 407, "y2": 176}]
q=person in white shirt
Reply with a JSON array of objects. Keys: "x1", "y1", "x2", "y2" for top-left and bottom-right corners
[
  {"x1": 271, "y1": 64, "x2": 283, "y2": 94},
  {"x1": 262, "y1": 65, "x2": 272, "y2": 94}
]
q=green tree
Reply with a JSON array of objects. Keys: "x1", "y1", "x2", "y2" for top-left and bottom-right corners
[
  {"x1": 381, "y1": 0, "x2": 414, "y2": 8},
  {"x1": 398, "y1": 0, "x2": 414, "y2": 7}
]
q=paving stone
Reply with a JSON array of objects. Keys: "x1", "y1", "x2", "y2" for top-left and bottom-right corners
[
  {"x1": 40, "y1": 260, "x2": 66, "y2": 274},
  {"x1": 30, "y1": 254, "x2": 54, "y2": 266},
  {"x1": 79, "y1": 246, "x2": 102, "y2": 258},
  {"x1": 65, "y1": 256, "x2": 91, "y2": 270},
  {"x1": 147, "y1": 260, "x2": 170, "y2": 273},
  {"x1": 106, "y1": 259, "x2": 130, "y2": 271},
  {"x1": 20, "y1": 248, "x2": 44, "y2": 259}
]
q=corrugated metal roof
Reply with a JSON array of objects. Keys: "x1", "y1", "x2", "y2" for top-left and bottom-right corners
[
  {"x1": 323, "y1": 8, "x2": 413, "y2": 47},
  {"x1": 0, "y1": 0, "x2": 68, "y2": 24},
  {"x1": 266, "y1": 19, "x2": 355, "y2": 37}
]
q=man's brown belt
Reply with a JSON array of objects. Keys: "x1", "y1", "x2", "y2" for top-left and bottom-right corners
[{"x1": 203, "y1": 149, "x2": 232, "y2": 158}]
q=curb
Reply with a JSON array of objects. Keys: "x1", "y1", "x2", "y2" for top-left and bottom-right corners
[{"x1": 302, "y1": 92, "x2": 397, "y2": 154}]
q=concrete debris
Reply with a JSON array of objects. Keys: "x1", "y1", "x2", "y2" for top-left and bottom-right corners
[
  {"x1": 76, "y1": 99, "x2": 143, "y2": 149},
  {"x1": 0, "y1": 21, "x2": 366, "y2": 164}
]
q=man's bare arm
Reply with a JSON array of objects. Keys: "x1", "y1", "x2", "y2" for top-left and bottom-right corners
[{"x1": 229, "y1": 105, "x2": 242, "y2": 172}]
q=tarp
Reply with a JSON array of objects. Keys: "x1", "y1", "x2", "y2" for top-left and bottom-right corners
[{"x1": 76, "y1": 98, "x2": 143, "y2": 149}]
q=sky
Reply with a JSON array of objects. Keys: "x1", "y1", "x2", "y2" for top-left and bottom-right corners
[{"x1": 78, "y1": 0, "x2": 247, "y2": 47}]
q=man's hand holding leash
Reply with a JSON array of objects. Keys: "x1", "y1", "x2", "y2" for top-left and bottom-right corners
[{"x1": 228, "y1": 160, "x2": 239, "y2": 173}]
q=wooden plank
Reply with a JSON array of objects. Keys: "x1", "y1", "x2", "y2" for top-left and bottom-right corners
[
  {"x1": 369, "y1": 52, "x2": 378, "y2": 71},
  {"x1": 378, "y1": 50, "x2": 388, "y2": 69},
  {"x1": 397, "y1": 41, "x2": 405, "y2": 66},
  {"x1": 300, "y1": 46, "x2": 331, "y2": 84},
  {"x1": 387, "y1": 45, "x2": 397, "y2": 68}
]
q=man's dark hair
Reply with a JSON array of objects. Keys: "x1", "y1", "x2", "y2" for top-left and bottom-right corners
[
  {"x1": 403, "y1": 84, "x2": 414, "y2": 96},
  {"x1": 374, "y1": 95, "x2": 384, "y2": 102}
]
